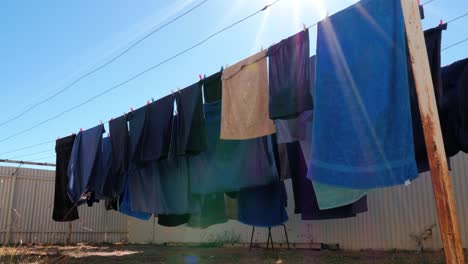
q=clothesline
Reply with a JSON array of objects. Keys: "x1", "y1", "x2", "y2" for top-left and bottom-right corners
[{"x1": 1, "y1": 4, "x2": 467, "y2": 161}]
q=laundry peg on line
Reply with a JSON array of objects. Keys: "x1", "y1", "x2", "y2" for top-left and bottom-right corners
[
  {"x1": 100, "y1": 120, "x2": 103, "y2": 125},
  {"x1": 199, "y1": 74, "x2": 203, "y2": 81},
  {"x1": 147, "y1": 100, "x2": 150, "y2": 105},
  {"x1": 302, "y1": 23, "x2": 307, "y2": 31},
  {"x1": 80, "y1": 128, "x2": 83, "y2": 132},
  {"x1": 439, "y1": 19, "x2": 443, "y2": 25},
  {"x1": 130, "y1": 107, "x2": 134, "y2": 113},
  {"x1": 151, "y1": 98, "x2": 155, "y2": 103}
]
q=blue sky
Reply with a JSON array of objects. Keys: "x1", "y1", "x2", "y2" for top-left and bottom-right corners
[{"x1": 0, "y1": 0, "x2": 467, "y2": 168}]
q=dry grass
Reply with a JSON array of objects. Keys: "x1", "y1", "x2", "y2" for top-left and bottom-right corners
[{"x1": 0, "y1": 244, "x2": 461, "y2": 264}]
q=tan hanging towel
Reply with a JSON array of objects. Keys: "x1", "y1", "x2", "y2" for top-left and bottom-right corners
[{"x1": 221, "y1": 50, "x2": 276, "y2": 139}]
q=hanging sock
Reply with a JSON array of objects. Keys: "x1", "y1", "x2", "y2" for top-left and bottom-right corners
[
  {"x1": 309, "y1": 0, "x2": 417, "y2": 189},
  {"x1": 220, "y1": 50, "x2": 276, "y2": 139},
  {"x1": 53, "y1": 134, "x2": 79, "y2": 222},
  {"x1": 267, "y1": 29, "x2": 312, "y2": 120}
]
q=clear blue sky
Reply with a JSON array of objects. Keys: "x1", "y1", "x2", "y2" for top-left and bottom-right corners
[{"x1": 0, "y1": 0, "x2": 467, "y2": 168}]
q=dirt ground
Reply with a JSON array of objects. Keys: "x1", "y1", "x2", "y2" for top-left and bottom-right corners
[{"x1": 0, "y1": 244, "x2": 462, "y2": 264}]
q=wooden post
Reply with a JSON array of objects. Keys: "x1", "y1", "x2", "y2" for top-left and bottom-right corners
[{"x1": 400, "y1": 0, "x2": 465, "y2": 263}]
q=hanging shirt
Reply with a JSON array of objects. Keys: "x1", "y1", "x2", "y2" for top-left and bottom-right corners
[
  {"x1": 139, "y1": 94, "x2": 175, "y2": 161},
  {"x1": 105, "y1": 115, "x2": 130, "y2": 199},
  {"x1": 189, "y1": 101, "x2": 277, "y2": 194},
  {"x1": 220, "y1": 50, "x2": 276, "y2": 139},
  {"x1": 408, "y1": 26, "x2": 450, "y2": 173},
  {"x1": 309, "y1": 0, "x2": 418, "y2": 189},
  {"x1": 203, "y1": 71, "x2": 222, "y2": 103},
  {"x1": 267, "y1": 29, "x2": 312, "y2": 120},
  {"x1": 275, "y1": 56, "x2": 316, "y2": 144},
  {"x1": 174, "y1": 82, "x2": 206, "y2": 155},
  {"x1": 237, "y1": 181, "x2": 288, "y2": 227},
  {"x1": 188, "y1": 193, "x2": 227, "y2": 229},
  {"x1": 67, "y1": 124, "x2": 104, "y2": 203},
  {"x1": 441, "y1": 58, "x2": 468, "y2": 155},
  {"x1": 53, "y1": 135, "x2": 79, "y2": 222}
]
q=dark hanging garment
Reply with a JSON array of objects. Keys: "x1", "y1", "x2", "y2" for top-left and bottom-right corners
[
  {"x1": 67, "y1": 124, "x2": 104, "y2": 204},
  {"x1": 120, "y1": 106, "x2": 152, "y2": 220},
  {"x1": 309, "y1": 0, "x2": 418, "y2": 189},
  {"x1": 267, "y1": 29, "x2": 312, "y2": 120},
  {"x1": 202, "y1": 72, "x2": 222, "y2": 103},
  {"x1": 87, "y1": 137, "x2": 111, "y2": 203},
  {"x1": 105, "y1": 115, "x2": 130, "y2": 199},
  {"x1": 140, "y1": 95, "x2": 175, "y2": 161},
  {"x1": 158, "y1": 214, "x2": 190, "y2": 227},
  {"x1": 287, "y1": 142, "x2": 368, "y2": 219},
  {"x1": 408, "y1": 26, "x2": 449, "y2": 173},
  {"x1": 53, "y1": 135, "x2": 79, "y2": 222},
  {"x1": 188, "y1": 193, "x2": 227, "y2": 229},
  {"x1": 189, "y1": 101, "x2": 277, "y2": 194},
  {"x1": 441, "y1": 58, "x2": 468, "y2": 154},
  {"x1": 174, "y1": 82, "x2": 206, "y2": 155},
  {"x1": 237, "y1": 181, "x2": 288, "y2": 227}
]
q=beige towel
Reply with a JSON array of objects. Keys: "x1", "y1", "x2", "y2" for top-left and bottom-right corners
[{"x1": 221, "y1": 50, "x2": 276, "y2": 139}]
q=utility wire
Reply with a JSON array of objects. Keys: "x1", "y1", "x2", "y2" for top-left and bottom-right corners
[
  {"x1": 0, "y1": 140, "x2": 55, "y2": 157},
  {"x1": 0, "y1": 0, "x2": 210, "y2": 128},
  {"x1": 422, "y1": 0, "x2": 439, "y2": 6},
  {"x1": 0, "y1": 0, "x2": 281, "y2": 144}
]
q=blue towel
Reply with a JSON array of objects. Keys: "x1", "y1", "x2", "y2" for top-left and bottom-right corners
[
  {"x1": 309, "y1": 0, "x2": 418, "y2": 189},
  {"x1": 67, "y1": 124, "x2": 104, "y2": 203}
]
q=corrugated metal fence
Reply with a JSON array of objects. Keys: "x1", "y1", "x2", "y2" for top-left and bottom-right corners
[
  {"x1": 128, "y1": 152, "x2": 468, "y2": 250},
  {"x1": 0, "y1": 166, "x2": 127, "y2": 245}
]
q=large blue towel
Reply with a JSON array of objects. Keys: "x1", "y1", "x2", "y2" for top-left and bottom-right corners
[
  {"x1": 67, "y1": 124, "x2": 104, "y2": 203},
  {"x1": 309, "y1": 0, "x2": 418, "y2": 189}
]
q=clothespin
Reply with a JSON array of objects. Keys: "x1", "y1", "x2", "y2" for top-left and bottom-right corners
[
  {"x1": 220, "y1": 66, "x2": 224, "y2": 72},
  {"x1": 130, "y1": 107, "x2": 134, "y2": 113},
  {"x1": 57, "y1": 136, "x2": 60, "y2": 140},
  {"x1": 440, "y1": 19, "x2": 443, "y2": 26},
  {"x1": 198, "y1": 74, "x2": 203, "y2": 81},
  {"x1": 417, "y1": 0, "x2": 420, "y2": 5},
  {"x1": 302, "y1": 23, "x2": 307, "y2": 31},
  {"x1": 100, "y1": 120, "x2": 103, "y2": 125},
  {"x1": 203, "y1": 74, "x2": 206, "y2": 79},
  {"x1": 151, "y1": 98, "x2": 155, "y2": 103},
  {"x1": 147, "y1": 100, "x2": 150, "y2": 105},
  {"x1": 80, "y1": 128, "x2": 83, "y2": 132}
]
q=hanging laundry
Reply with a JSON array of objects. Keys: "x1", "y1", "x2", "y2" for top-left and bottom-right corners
[
  {"x1": 441, "y1": 58, "x2": 468, "y2": 154},
  {"x1": 309, "y1": 0, "x2": 418, "y2": 189},
  {"x1": 53, "y1": 135, "x2": 79, "y2": 222},
  {"x1": 104, "y1": 115, "x2": 130, "y2": 199},
  {"x1": 87, "y1": 137, "x2": 112, "y2": 202},
  {"x1": 287, "y1": 142, "x2": 368, "y2": 218},
  {"x1": 67, "y1": 124, "x2": 105, "y2": 203},
  {"x1": 275, "y1": 55, "x2": 316, "y2": 144},
  {"x1": 274, "y1": 143, "x2": 292, "y2": 180},
  {"x1": 174, "y1": 82, "x2": 206, "y2": 155},
  {"x1": 188, "y1": 193, "x2": 227, "y2": 229},
  {"x1": 267, "y1": 29, "x2": 312, "y2": 120},
  {"x1": 189, "y1": 100, "x2": 277, "y2": 194},
  {"x1": 202, "y1": 71, "x2": 222, "y2": 103},
  {"x1": 408, "y1": 26, "x2": 450, "y2": 173},
  {"x1": 224, "y1": 193, "x2": 238, "y2": 220},
  {"x1": 220, "y1": 50, "x2": 276, "y2": 139},
  {"x1": 140, "y1": 94, "x2": 175, "y2": 161},
  {"x1": 237, "y1": 181, "x2": 288, "y2": 227},
  {"x1": 121, "y1": 106, "x2": 152, "y2": 220},
  {"x1": 158, "y1": 214, "x2": 190, "y2": 227}
]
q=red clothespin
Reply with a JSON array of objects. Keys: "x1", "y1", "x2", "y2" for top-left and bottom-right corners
[
  {"x1": 147, "y1": 100, "x2": 150, "y2": 105},
  {"x1": 417, "y1": 0, "x2": 420, "y2": 5},
  {"x1": 440, "y1": 19, "x2": 443, "y2": 25},
  {"x1": 80, "y1": 128, "x2": 83, "y2": 132},
  {"x1": 130, "y1": 107, "x2": 134, "y2": 113},
  {"x1": 199, "y1": 74, "x2": 203, "y2": 80}
]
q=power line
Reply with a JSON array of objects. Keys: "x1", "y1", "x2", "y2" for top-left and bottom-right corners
[
  {"x1": 30, "y1": 155, "x2": 56, "y2": 162},
  {"x1": 0, "y1": 0, "x2": 210, "y2": 129},
  {"x1": 0, "y1": 0, "x2": 281, "y2": 144}
]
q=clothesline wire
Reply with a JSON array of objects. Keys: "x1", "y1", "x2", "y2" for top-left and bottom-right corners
[
  {"x1": 442, "y1": 37, "x2": 468, "y2": 51},
  {"x1": 445, "y1": 12, "x2": 468, "y2": 24},
  {"x1": 0, "y1": 0, "x2": 211, "y2": 129},
  {"x1": 422, "y1": 0, "x2": 439, "y2": 6},
  {"x1": 0, "y1": 2, "x2": 465, "y2": 157},
  {"x1": 9, "y1": 149, "x2": 55, "y2": 161},
  {"x1": 0, "y1": 0, "x2": 281, "y2": 145}
]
